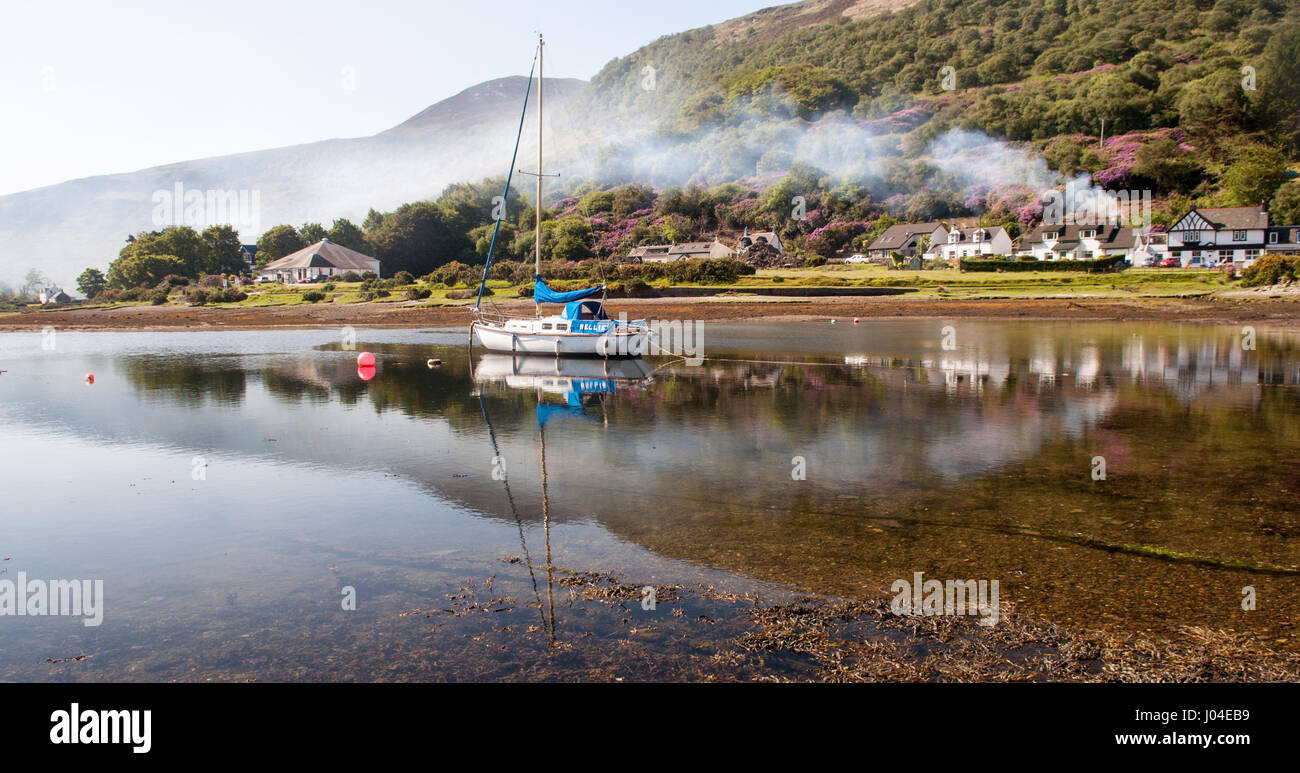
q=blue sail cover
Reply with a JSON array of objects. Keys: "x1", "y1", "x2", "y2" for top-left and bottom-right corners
[{"x1": 534, "y1": 275, "x2": 602, "y2": 304}]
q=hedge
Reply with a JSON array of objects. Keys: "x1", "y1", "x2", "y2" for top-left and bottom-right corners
[{"x1": 959, "y1": 255, "x2": 1126, "y2": 272}]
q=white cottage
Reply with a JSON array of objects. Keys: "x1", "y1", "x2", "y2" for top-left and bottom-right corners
[{"x1": 928, "y1": 225, "x2": 1013, "y2": 261}]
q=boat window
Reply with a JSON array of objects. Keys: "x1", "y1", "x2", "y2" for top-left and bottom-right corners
[
  {"x1": 556, "y1": 323, "x2": 568, "y2": 331},
  {"x1": 541, "y1": 323, "x2": 552, "y2": 331}
]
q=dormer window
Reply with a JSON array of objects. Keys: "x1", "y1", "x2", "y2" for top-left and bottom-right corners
[
  {"x1": 974, "y1": 229, "x2": 985, "y2": 241},
  {"x1": 1233, "y1": 230, "x2": 1247, "y2": 242},
  {"x1": 1045, "y1": 231, "x2": 1059, "y2": 241},
  {"x1": 1080, "y1": 228, "x2": 1096, "y2": 238},
  {"x1": 1269, "y1": 231, "x2": 1279, "y2": 244},
  {"x1": 948, "y1": 230, "x2": 960, "y2": 244}
]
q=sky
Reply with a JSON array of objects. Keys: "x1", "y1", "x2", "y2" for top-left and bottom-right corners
[{"x1": 0, "y1": 0, "x2": 771, "y2": 196}]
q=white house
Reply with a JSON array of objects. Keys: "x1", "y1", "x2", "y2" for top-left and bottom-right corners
[
  {"x1": 1165, "y1": 205, "x2": 1269, "y2": 268},
  {"x1": 628, "y1": 240, "x2": 736, "y2": 263},
  {"x1": 863, "y1": 222, "x2": 950, "y2": 263},
  {"x1": 927, "y1": 225, "x2": 1013, "y2": 261},
  {"x1": 258, "y1": 239, "x2": 381, "y2": 283},
  {"x1": 1018, "y1": 224, "x2": 1139, "y2": 262}
]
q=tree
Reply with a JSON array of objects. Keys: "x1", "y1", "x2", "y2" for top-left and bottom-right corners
[
  {"x1": 115, "y1": 227, "x2": 206, "y2": 277},
  {"x1": 76, "y1": 268, "x2": 107, "y2": 298},
  {"x1": 21, "y1": 269, "x2": 48, "y2": 297},
  {"x1": 326, "y1": 218, "x2": 368, "y2": 253},
  {"x1": 1177, "y1": 71, "x2": 1248, "y2": 145},
  {"x1": 298, "y1": 222, "x2": 327, "y2": 244},
  {"x1": 256, "y1": 225, "x2": 304, "y2": 261},
  {"x1": 1220, "y1": 143, "x2": 1289, "y2": 206},
  {"x1": 1268, "y1": 179, "x2": 1300, "y2": 226},
  {"x1": 362, "y1": 208, "x2": 385, "y2": 232},
  {"x1": 364, "y1": 201, "x2": 469, "y2": 276},
  {"x1": 1132, "y1": 137, "x2": 1203, "y2": 193},
  {"x1": 201, "y1": 224, "x2": 245, "y2": 275},
  {"x1": 106, "y1": 253, "x2": 186, "y2": 289}
]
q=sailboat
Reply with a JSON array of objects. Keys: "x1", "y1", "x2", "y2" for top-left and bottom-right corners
[{"x1": 469, "y1": 35, "x2": 653, "y2": 358}]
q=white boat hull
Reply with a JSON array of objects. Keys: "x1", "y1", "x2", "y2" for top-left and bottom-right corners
[{"x1": 472, "y1": 322, "x2": 651, "y2": 357}]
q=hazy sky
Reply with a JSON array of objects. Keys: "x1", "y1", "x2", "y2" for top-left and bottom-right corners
[{"x1": 0, "y1": 0, "x2": 769, "y2": 196}]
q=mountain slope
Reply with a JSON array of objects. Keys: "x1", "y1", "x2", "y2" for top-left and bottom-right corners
[{"x1": 0, "y1": 77, "x2": 584, "y2": 288}]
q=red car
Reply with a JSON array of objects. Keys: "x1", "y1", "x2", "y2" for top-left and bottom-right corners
[{"x1": 1159, "y1": 257, "x2": 1181, "y2": 267}]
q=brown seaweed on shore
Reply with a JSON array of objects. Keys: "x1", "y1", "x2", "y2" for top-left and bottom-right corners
[{"x1": 542, "y1": 569, "x2": 1300, "y2": 683}]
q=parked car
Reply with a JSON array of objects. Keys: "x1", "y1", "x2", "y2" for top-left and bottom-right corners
[
  {"x1": 255, "y1": 275, "x2": 276, "y2": 283},
  {"x1": 1159, "y1": 258, "x2": 1181, "y2": 268},
  {"x1": 844, "y1": 254, "x2": 871, "y2": 264}
]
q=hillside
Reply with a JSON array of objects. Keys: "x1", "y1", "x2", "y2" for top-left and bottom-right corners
[
  {"x1": 0, "y1": 77, "x2": 584, "y2": 288},
  {"x1": 7, "y1": 0, "x2": 1300, "y2": 291}
]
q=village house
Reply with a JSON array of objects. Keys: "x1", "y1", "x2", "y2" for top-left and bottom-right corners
[
  {"x1": 258, "y1": 239, "x2": 380, "y2": 283},
  {"x1": 927, "y1": 225, "x2": 1014, "y2": 262},
  {"x1": 737, "y1": 230, "x2": 784, "y2": 255},
  {"x1": 1165, "y1": 205, "x2": 1269, "y2": 268},
  {"x1": 863, "y1": 222, "x2": 950, "y2": 263},
  {"x1": 1132, "y1": 229, "x2": 1170, "y2": 266},
  {"x1": 1017, "y1": 224, "x2": 1139, "y2": 262},
  {"x1": 628, "y1": 240, "x2": 736, "y2": 263},
  {"x1": 1265, "y1": 225, "x2": 1300, "y2": 256},
  {"x1": 37, "y1": 286, "x2": 72, "y2": 304}
]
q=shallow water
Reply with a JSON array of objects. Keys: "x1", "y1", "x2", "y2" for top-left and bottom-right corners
[{"x1": 1, "y1": 320, "x2": 1297, "y2": 681}]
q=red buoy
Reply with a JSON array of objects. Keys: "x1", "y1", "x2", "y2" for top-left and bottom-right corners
[
  {"x1": 84, "y1": 373, "x2": 95, "y2": 385},
  {"x1": 853, "y1": 318, "x2": 860, "y2": 325},
  {"x1": 357, "y1": 365, "x2": 376, "y2": 382},
  {"x1": 356, "y1": 351, "x2": 376, "y2": 368}
]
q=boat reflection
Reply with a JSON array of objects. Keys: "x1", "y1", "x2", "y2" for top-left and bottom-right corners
[{"x1": 473, "y1": 353, "x2": 655, "y2": 650}]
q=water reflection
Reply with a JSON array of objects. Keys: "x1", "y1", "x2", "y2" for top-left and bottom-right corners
[{"x1": 1, "y1": 322, "x2": 1297, "y2": 677}]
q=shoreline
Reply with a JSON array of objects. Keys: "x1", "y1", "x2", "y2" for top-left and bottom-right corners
[{"x1": 4, "y1": 294, "x2": 1299, "y2": 331}]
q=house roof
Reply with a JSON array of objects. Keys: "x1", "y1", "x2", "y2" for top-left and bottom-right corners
[
  {"x1": 940, "y1": 226, "x2": 1008, "y2": 245},
  {"x1": 629, "y1": 240, "x2": 733, "y2": 257},
  {"x1": 1177, "y1": 206, "x2": 1269, "y2": 230},
  {"x1": 261, "y1": 239, "x2": 379, "y2": 271},
  {"x1": 1022, "y1": 224, "x2": 1136, "y2": 248},
  {"x1": 866, "y1": 222, "x2": 946, "y2": 251}
]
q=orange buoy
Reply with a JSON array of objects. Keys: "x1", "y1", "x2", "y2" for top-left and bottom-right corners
[
  {"x1": 357, "y1": 351, "x2": 376, "y2": 368},
  {"x1": 84, "y1": 373, "x2": 94, "y2": 385}
]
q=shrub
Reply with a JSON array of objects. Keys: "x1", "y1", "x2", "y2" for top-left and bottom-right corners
[
  {"x1": 959, "y1": 255, "x2": 1125, "y2": 273},
  {"x1": 199, "y1": 274, "x2": 225, "y2": 288},
  {"x1": 302, "y1": 290, "x2": 326, "y2": 302},
  {"x1": 804, "y1": 255, "x2": 828, "y2": 267},
  {"x1": 189, "y1": 289, "x2": 210, "y2": 305},
  {"x1": 1241, "y1": 255, "x2": 1300, "y2": 287},
  {"x1": 361, "y1": 271, "x2": 378, "y2": 280},
  {"x1": 150, "y1": 291, "x2": 169, "y2": 305},
  {"x1": 321, "y1": 283, "x2": 336, "y2": 292},
  {"x1": 162, "y1": 274, "x2": 190, "y2": 287},
  {"x1": 338, "y1": 271, "x2": 362, "y2": 282},
  {"x1": 404, "y1": 287, "x2": 433, "y2": 300},
  {"x1": 393, "y1": 270, "x2": 415, "y2": 285}
]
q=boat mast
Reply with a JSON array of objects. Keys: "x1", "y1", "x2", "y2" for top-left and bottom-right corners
[{"x1": 534, "y1": 34, "x2": 543, "y2": 316}]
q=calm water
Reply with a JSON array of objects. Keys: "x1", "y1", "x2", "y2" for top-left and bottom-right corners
[{"x1": 1, "y1": 320, "x2": 1298, "y2": 681}]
